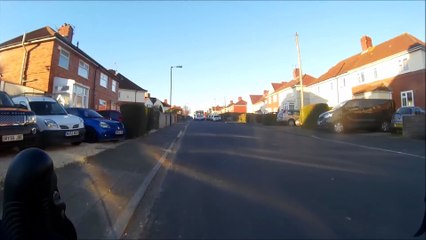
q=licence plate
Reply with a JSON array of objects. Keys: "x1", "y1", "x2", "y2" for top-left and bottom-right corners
[
  {"x1": 65, "y1": 130, "x2": 80, "y2": 137},
  {"x1": 115, "y1": 130, "x2": 124, "y2": 135},
  {"x1": 2, "y1": 134, "x2": 24, "y2": 142}
]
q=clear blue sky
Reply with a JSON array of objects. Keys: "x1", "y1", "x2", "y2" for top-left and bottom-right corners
[{"x1": 0, "y1": 1, "x2": 425, "y2": 112}]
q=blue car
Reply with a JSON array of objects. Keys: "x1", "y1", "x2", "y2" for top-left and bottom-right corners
[{"x1": 65, "y1": 108, "x2": 125, "y2": 142}]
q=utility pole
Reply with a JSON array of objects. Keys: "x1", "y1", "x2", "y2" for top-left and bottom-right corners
[{"x1": 296, "y1": 32, "x2": 304, "y2": 124}]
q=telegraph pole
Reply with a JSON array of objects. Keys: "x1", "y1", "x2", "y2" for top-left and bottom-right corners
[{"x1": 296, "y1": 32, "x2": 304, "y2": 124}]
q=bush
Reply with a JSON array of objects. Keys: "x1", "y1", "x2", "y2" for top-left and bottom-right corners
[
  {"x1": 146, "y1": 108, "x2": 160, "y2": 131},
  {"x1": 120, "y1": 103, "x2": 147, "y2": 138},
  {"x1": 300, "y1": 103, "x2": 330, "y2": 129},
  {"x1": 238, "y1": 113, "x2": 247, "y2": 123}
]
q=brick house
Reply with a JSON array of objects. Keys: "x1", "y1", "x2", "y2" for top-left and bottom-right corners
[
  {"x1": 0, "y1": 23, "x2": 119, "y2": 110},
  {"x1": 307, "y1": 33, "x2": 425, "y2": 109},
  {"x1": 113, "y1": 71, "x2": 147, "y2": 107},
  {"x1": 226, "y1": 97, "x2": 247, "y2": 113}
]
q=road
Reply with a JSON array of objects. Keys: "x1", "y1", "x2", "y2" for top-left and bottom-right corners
[{"x1": 124, "y1": 121, "x2": 425, "y2": 239}]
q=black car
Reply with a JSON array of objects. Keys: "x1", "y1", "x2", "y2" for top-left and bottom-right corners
[
  {"x1": 317, "y1": 99, "x2": 395, "y2": 133},
  {"x1": 0, "y1": 91, "x2": 38, "y2": 150}
]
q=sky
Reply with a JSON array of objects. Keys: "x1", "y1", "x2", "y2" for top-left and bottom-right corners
[{"x1": 0, "y1": 1, "x2": 425, "y2": 112}]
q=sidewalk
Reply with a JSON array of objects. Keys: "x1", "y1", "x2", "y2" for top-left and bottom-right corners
[{"x1": 0, "y1": 122, "x2": 187, "y2": 239}]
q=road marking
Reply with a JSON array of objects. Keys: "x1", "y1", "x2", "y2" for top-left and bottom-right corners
[
  {"x1": 311, "y1": 135, "x2": 425, "y2": 159},
  {"x1": 109, "y1": 127, "x2": 187, "y2": 239}
]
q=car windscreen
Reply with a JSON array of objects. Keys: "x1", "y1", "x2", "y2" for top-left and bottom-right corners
[
  {"x1": 29, "y1": 101, "x2": 68, "y2": 115},
  {"x1": 0, "y1": 93, "x2": 15, "y2": 108},
  {"x1": 84, "y1": 109, "x2": 105, "y2": 118}
]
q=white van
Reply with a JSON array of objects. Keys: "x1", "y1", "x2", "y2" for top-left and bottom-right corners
[
  {"x1": 12, "y1": 95, "x2": 85, "y2": 147},
  {"x1": 276, "y1": 107, "x2": 300, "y2": 126}
]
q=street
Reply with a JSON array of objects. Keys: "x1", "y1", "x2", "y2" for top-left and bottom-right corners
[{"x1": 124, "y1": 121, "x2": 425, "y2": 239}]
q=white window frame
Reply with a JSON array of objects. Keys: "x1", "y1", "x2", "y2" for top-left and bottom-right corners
[
  {"x1": 401, "y1": 90, "x2": 414, "y2": 107},
  {"x1": 358, "y1": 72, "x2": 365, "y2": 83},
  {"x1": 100, "y1": 73, "x2": 108, "y2": 88},
  {"x1": 399, "y1": 58, "x2": 409, "y2": 72},
  {"x1": 112, "y1": 80, "x2": 117, "y2": 92},
  {"x1": 58, "y1": 48, "x2": 70, "y2": 69},
  {"x1": 373, "y1": 68, "x2": 378, "y2": 79},
  {"x1": 78, "y1": 60, "x2": 89, "y2": 79}
]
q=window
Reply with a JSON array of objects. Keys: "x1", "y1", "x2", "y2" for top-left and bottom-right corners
[
  {"x1": 358, "y1": 72, "x2": 365, "y2": 83},
  {"x1": 399, "y1": 58, "x2": 409, "y2": 72},
  {"x1": 78, "y1": 60, "x2": 89, "y2": 79},
  {"x1": 330, "y1": 82, "x2": 333, "y2": 90},
  {"x1": 341, "y1": 78, "x2": 346, "y2": 88},
  {"x1": 373, "y1": 68, "x2": 378, "y2": 79},
  {"x1": 100, "y1": 73, "x2": 108, "y2": 88},
  {"x1": 99, "y1": 99, "x2": 107, "y2": 110},
  {"x1": 401, "y1": 90, "x2": 414, "y2": 107},
  {"x1": 73, "y1": 84, "x2": 89, "y2": 108},
  {"x1": 58, "y1": 48, "x2": 70, "y2": 69},
  {"x1": 112, "y1": 80, "x2": 117, "y2": 92}
]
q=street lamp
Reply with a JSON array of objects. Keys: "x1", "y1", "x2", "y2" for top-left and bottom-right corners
[{"x1": 170, "y1": 65, "x2": 182, "y2": 126}]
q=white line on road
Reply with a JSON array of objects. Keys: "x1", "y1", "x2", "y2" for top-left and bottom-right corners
[
  {"x1": 109, "y1": 128, "x2": 187, "y2": 239},
  {"x1": 311, "y1": 135, "x2": 425, "y2": 159}
]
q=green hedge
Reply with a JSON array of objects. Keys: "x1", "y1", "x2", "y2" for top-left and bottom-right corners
[
  {"x1": 300, "y1": 103, "x2": 330, "y2": 129},
  {"x1": 120, "y1": 103, "x2": 147, "y2": 138},
  {"x1": 146, "y1": 108, "x2": 160, "y2": 131}
]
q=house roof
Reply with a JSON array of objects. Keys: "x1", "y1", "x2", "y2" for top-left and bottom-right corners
[
  {"x1": 0, "y1": 25, "x2": 116, "y2": 78},
  {"x1": 272, "y1": 82, "x2": 285, "y2": 91},
  {"x1": 352, "y1": 68, "x2": 425, "y2": 95},
  {"x1": 309, "y1": 32, "x2": 425, "y2": 86},
  {"x1": 249, "y1": 95, "x2": 263, "y2": 104},
  {"x1": 116, "y1": 73, "x2": 147, "y2": 91},
  {"x1": 234, "y1": 99, "x2": 247, "y2": 105},
  {"x1": 275, "y1": 74, "x2": 317, "y2": 92}
]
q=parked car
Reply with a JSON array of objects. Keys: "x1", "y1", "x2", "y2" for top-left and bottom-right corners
[
  {"x1": 66, "y1": 108, "x2": 125, "y2": 142},
  {"x1": 277, "y1": 108, "x2": 300, "y2": 126},
  {"x1": 0, "y1": 91, "x2": 38, "y2": 150},
  {"x1": 390, "y1": 106, "x2": 425, "y2": 132},
  {"x1": 97, "y1": 110, "x2": 123, "y2": 122},
  {"x1": 12, "y1": 95, "x2": 85, "y2": 147},
  {"x1": 317, "y1": 99, "x2": 395, "y2": 133},
  {"x1": 212, "y1": 115, "x2": 222, "y2": 122}
]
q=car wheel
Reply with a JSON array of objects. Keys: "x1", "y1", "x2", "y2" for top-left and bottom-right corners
[
  {"x1": 380, "y1": 121, "x2": 390, "y2": 132},
  {"x1": 288, "y1": 119, "x2": 295, "y2": 127},
  {"x1": 334, "y1": 122, "x2": 344, "y2": 133}
]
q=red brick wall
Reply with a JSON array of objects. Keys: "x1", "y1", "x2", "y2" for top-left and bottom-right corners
[
  {"x1": 0, "y1": 41, "x2": 54, "y2": 92},
  {"x1": 1, "y1": 39, "x2": 118, "y2": 110},
  {"x1": 233, "y1": 105, "x2": 247, "y2": 113},
  {"x1": 389, "y1": 70, "x2": 425, "y2": 109}
]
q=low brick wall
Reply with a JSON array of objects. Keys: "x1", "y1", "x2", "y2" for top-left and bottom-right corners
[{"x1": 403, "y1": 115, "x2": 425, "y2": 139}]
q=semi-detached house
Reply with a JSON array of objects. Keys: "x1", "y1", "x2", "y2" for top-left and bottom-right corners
[
  {"x1": 307, "y1": 33, "x2": 425, "y2": 109},
  {"x1": 0, "y1": 23, "x2": 120, "y2": 110}
]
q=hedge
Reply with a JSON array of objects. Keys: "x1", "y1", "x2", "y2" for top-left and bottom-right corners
[
  {"x1": 262, "y1": 113, "x2": 278, "y2": 126},
  {"x1": 300, "y1": 103, "x2": 330, "y2": 129},
  {"x1": 120, "y1": 103, "x2": 147, "y2": 138}
]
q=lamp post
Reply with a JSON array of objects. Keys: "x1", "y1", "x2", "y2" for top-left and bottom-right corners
[{"x1": 170, "y1": 65, "x2": 182, "y2": 126}]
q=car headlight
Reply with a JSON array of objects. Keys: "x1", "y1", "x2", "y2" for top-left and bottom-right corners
[
  {"x1": 99, "y1": 121, "x2": 110, "y2": 128},
  {"x1": 44, "y1": 119, "x2": 59, "y2": 128},
  {"x1": 79, "y1": 117, "x2": 85, "y2": 127},
  {"x1": 323, "y1": 112, "x2": 333, "y2": 119},
  {"x1": 27, "y1": 115, "x2": 36, "y2": 124}
]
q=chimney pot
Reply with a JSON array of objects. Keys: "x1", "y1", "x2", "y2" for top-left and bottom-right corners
[
  {"x1": 238, "y1": 96, "x2": 242, "y2": 101},
  {"x1": 293, "y1": 68, "x2": 300, "y2": 79},
  {"x1": 58, "y1": 23, "x2": 74, "y2": 43},
  {"x1": 263, "y1": 90, "x2": 269, "y2": 96},
  {"x1": 361, "y1": 35, "x2": 373, "y2": 51}
]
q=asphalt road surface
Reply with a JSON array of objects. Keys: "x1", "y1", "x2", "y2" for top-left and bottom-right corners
[{"x1": 125, "y1": 121, "x2": 425, "y2": 239}]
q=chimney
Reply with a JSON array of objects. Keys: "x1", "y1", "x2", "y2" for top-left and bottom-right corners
[
  {"x1": 164, "y1": 99, "x2": 168, "y2": 104},
  {"x1": 238, "y1": 96, "x2": 242, "y2": 102},
  {"x1": 360, "y1": 35, "x2": 373, "y2": 51},
  {"x1": 58, "y1": 23, "x2": 74, "y2": 43},
  {"x1": 230, "y1": 100, "x2": 234, "y2": 105},
  {"x1": 263, "y1": 90, "x2": 269, "y2": 96},
  {"x1": 293, "y1": 68, "x2": 300, "y2": 79}
]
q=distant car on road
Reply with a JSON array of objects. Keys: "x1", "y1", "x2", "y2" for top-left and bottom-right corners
[
  {"x1": 66, "y1": 107, "x2": 125, "y2": 142},
  {"x1": 211, "y1": 115, "x2": 222, "y2": 122},
  {"x1": 390, "y1": 106, "x2": 425, "y2": 132},
  {"x1": 317, "y1": 99, "x2": 395, "y2": 133}
]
